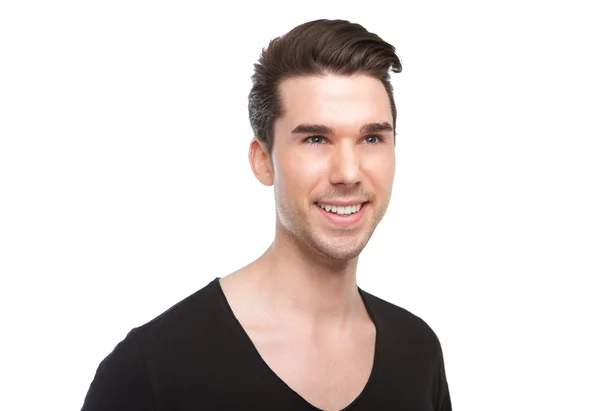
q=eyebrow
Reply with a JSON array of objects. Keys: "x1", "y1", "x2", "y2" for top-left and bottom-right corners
[{"x1": 291, "y1": 122, "x2": 393, "y2": 135}]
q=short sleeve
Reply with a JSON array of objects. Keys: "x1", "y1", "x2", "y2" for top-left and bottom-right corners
[
  {"x1": 81, "y1": 329, "x2": 155, "y2": 411},
  {"x1": 433, "y1": 343, "x2": 452, "y2": 411}
]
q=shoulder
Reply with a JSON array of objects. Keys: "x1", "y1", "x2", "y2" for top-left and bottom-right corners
[
  {"x1": 132, "y1": 277, "x2": 224, "y2": 345},
  {"x1": 81, "y1": 327, "x2": 155, "y2": 410},
  {"x1": 81, "y1": 279, "x2": 223, "y2": 409},
  {"x1": 359, "y1": 288, "x2": 443, "y2": 354}
]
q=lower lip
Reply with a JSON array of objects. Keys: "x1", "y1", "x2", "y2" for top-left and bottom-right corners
[{"x1": 315, "y1": 202, "x2": 368, "y2": 227}]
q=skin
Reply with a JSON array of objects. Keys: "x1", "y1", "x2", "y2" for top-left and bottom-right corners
[
  {"x1": 269, "y1": 74, "x2": 395, "y2": 265},
  {"x1": 219, "y1": 73, "x2": 396, "y2": 410}
]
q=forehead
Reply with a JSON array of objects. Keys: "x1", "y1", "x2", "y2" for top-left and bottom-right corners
[{"x1": 276, "y1": 74, "x2": 393, "y2": 133}]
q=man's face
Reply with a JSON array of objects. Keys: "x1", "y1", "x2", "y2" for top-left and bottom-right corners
[{"x1": 270, "y1": 74, "x2": 396, "y2": 261}]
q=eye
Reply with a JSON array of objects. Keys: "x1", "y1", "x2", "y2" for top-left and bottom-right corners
[
  {"x1": 304, "y1": 135, "x2": 327, "y2": 144},
  {"x1": 363, "y1": 135, "x2": 383, "y2": 144}
]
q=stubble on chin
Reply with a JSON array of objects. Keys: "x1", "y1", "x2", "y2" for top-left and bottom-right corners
[
  {"x1": 290, "y1": 208, "x2": 380, "y2": 263},
  {"x1": 275, "y1": 194, "x2": 391, "y2": 264}
]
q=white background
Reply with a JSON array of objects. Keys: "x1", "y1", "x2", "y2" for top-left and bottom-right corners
[{"x1": 1, "y1": 1, "x2": 598, "y2": 410}]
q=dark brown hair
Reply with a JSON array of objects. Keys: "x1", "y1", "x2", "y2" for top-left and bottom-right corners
[{"x1": 248, "y1": 19, "x2": 402, "y2": 154}]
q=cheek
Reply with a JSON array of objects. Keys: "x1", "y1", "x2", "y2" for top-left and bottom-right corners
[
  {"x1": 274, "y1": 152, "x2": 326, "y2": 201},
  {"x1": 364, "y1": 152, "x2": 395, "y2": 192},
  {"x1": 384, "y1": 154, "x2": 396, "y2": 185}
]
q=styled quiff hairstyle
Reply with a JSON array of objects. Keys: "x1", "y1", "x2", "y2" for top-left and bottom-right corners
[{"x1": 248, "y1": 19, "x2": 402, "y2": 154}]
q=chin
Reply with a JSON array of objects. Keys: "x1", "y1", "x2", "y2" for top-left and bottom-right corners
[{"x1": 311, "y1": 236, "x2": 369, "y2": 262}]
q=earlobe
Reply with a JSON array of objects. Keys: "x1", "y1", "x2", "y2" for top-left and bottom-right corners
[{"x1": 248, "y1": 138, "x2": 274, "y2": 186}]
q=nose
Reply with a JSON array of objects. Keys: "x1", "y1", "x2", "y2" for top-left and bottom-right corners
[{"x1": 330, "y1": 141, "x2": 361, "y2": 186}]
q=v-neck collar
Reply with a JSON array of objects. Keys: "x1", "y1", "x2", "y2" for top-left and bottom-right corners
[{"x1": 212, "y1": 277, "x2": 380, "y2": 411}]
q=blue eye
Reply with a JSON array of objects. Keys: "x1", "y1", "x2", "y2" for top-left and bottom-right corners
[
  {"x1": 364, "y1": 135, "x2": 382, "y2": 144},
  {"x1": 305, "y1": 136, "x2": 326, "y2": 144}
]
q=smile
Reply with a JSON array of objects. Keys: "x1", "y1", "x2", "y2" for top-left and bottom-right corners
[
  {"x1": 314, "y1": 201, "x2": 368, "y2": 227},
  {"x1": 316, "y1": 202, "x2": 364, "y2": 215}
]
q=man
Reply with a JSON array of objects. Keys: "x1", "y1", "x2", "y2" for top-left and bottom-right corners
[{"x1": 81, "y1": 19, "x2": 452, "y2": 410}]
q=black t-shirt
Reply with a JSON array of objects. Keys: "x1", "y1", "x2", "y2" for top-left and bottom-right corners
[{"x1": 81, "y1": 277, "x2": 452, "y2": 410}]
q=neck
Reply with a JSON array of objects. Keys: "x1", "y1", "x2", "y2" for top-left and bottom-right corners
[{"x1": 250, "y1": 224, "x2": 362, "y2": 331}]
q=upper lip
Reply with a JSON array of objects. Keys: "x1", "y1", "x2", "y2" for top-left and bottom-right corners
[{"x1": 315, "y1": 200, "x2": 368, "y2": 206}]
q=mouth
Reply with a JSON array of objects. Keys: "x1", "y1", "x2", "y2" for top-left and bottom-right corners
[
  {"x1": 314, "y1": 201, "x2": 367, "y2": 216},
  {"x1": 313, "y1": 201, "x2": 369, "y2": 226}
]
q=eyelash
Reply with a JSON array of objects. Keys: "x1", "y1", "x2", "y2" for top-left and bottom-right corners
[{"x1": 303, "y1": 135, "x2": 383, "y2": 145}]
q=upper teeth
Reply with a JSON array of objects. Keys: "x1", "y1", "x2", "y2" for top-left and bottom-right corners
[{"x1": 317, "y1": 202, "x2": 363, "y2": 215}]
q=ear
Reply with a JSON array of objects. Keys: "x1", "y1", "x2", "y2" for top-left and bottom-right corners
[{"x1": 248, "y1": 137, "x2": 274, "y2": 186}]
